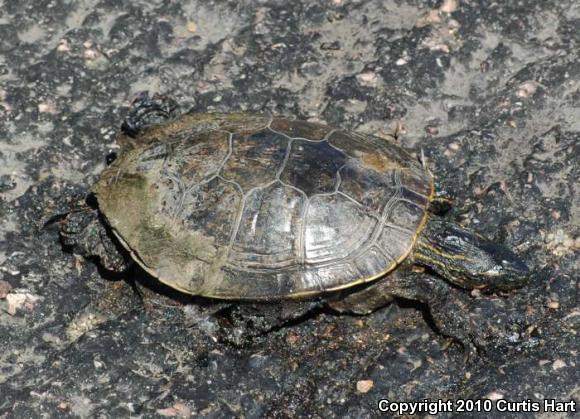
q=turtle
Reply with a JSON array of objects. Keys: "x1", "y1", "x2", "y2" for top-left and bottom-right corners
[{"x1": 59, "y1": 92, "x2": 530, "y2": 353}]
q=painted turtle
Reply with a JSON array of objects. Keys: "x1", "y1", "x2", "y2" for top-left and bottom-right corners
[{"x1": 60, "y1": 93, "x2": 529, "y2": 351}]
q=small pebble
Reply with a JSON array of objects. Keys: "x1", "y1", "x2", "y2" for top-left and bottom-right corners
[
  {"x1": 416, "y1": 10, "x2": 441, "y2": 27},
  {"x1": 409, "y1": 358, "x2": 422, "y2": 371},
  {"x1": 516, "y1": 81, "x2": 539, "y2": 98},
  {"x1": 485, "y1": 391, "x2": 505, "y2": 401},
  {"x1": 56, "y1": 39, "x2": 70, "y2": 52},
  {"x1": 186, "y1": 21, "x2": 197, "y2": 33},
  {"x1": 448, "y1": 19, "x2": 460, "y2": 30},
  {"x1": 84, "y1": 49, "x2": 99, "y2": 60},
  {"x1": 425, "y1": 125, "x2": 439, "y2": 135},
  {"x1": 0, "y1": 279, "x2": 12, "y2": 299},
  {"x1": 545, "y1": 229, "x2": 578, "y2": 256},
  {"x1": 470, "y1": 289, "x2": 482, "y2": 298},
  {"x1": 356, "y1": 379, "x2": 374, "y2": 393},
  {"x1": 38, "y1": 102, "x2": 56, "y2": 114},
  {"x1": 440, "y1": 0, "x2": 459, "y2": 13},
  {"x1": 157, "y1": 402, "x2": 192, "y2": 418},
  {"x1": 356, "y1": 71, "x2": 378, "y2": 86},
  {"x1": 427, "y1": 42, "x2": 450, "y2": 53},
  {"x1": 286, "y1": 331, "x2": 300, "y2": 345},
  {"x1": 6, "y1": 292, "x2": 41, "y2": 315},
  {"x1": 552, "y1": 359, "x2": 566, "y2": 370}
]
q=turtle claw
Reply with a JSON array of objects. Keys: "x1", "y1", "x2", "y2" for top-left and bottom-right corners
[
  {"x1": 441, "y1": 331, "x2": 480, "y2": 365},
  {"x1": 438, "y1": 316, "x2": 487, "y2": 365},
  {"x1": 121, "y1": 91, "x2": 179, "y2": 137}
]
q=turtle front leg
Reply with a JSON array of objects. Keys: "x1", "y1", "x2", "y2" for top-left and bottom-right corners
[
  {"x1": 59, "y1": 204, "x2": 131, "y2": 273},
  {"x1": 330, "y1": 271, "x2": 482, "y2": 358},
  {"x1": 384, "y1": 271, "x2": 483, "y2": 358}
]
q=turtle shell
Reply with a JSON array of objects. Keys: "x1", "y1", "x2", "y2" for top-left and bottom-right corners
[{"x1": 94, "y1": 113, "x2": 434, "y2": 299}]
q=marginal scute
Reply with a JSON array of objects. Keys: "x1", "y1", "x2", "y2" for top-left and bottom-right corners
[
  {"x1": 355, "y1": 246, "x2": 395, "y2": 280},
  {"x1": 139, "y1": 112, "x2": 270, "y2": 144},
  {"x1": 95, "y1": 113, "x2": 433, "y2": 298},
  {"x1": 376, "y1": 226, "x2": 413, "y2": 262},
  {"x1": 303, "y1": 262, "x2": 359, "y2": 290},
  {"x1": 270, "y1": 118, "x2": 332, "y2": 141},
  {"x1": 215, "y1": 113, "x2": 271, "y2": 135},
  {"x1": 328, "y1": 130, "x2": 411, "y2": 172}
]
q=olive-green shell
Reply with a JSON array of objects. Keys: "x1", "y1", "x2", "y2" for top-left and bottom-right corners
[{"x1": 95, "y1": 113, "x2": 433, "y2": 299}]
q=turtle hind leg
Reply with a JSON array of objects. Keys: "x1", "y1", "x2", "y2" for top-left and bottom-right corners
[
  {"x1": 121, "y1": 91, "x2": 180, "y2": 137},
  {"x1": 59, "y1": 203, "x2": 131, "y2": 273}
]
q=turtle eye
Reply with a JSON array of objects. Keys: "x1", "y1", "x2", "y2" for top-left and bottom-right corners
[
  {"x1": 445, "y1": 235, "x2": 461, "y2": 245},
  {"x1": 443, "y1": 235, "x2": 465, "y2": 251},
  {"x1": 500, "y1": 258, "x2": 529, "y2": 275}
]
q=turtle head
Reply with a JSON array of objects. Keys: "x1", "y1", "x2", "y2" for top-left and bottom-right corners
[{"x1": 414, "y1": 217, "x2": 530, "y2": 291}]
